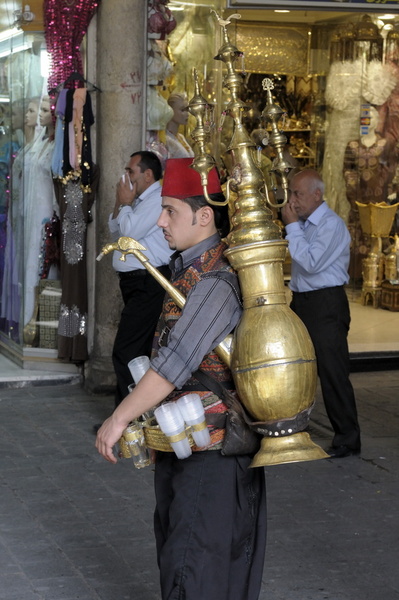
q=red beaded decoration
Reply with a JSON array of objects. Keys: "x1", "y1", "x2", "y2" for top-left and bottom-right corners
[{"x1": 43, "y1": 0, "x2": 99, "y2": 92}]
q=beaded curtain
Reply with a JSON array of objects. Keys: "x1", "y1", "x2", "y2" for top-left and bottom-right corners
[{"x1": 44, "y1": 0, "x2": 100, "y2": 92}]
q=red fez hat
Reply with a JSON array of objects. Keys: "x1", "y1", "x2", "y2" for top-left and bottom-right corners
[{"x1": 162, "y1": 158, "x2": 222, "y2": 199}]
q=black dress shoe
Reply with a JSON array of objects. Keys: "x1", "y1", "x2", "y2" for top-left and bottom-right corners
[{"x1": 327, "y1": 445, "x2": 360, "y2": 459}]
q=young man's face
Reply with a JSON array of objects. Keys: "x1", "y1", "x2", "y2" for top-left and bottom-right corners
[{"x1": 158, "y1": 196, "x2": 206, "y2": 251}]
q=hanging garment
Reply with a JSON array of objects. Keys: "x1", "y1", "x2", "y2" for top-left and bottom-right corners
[{"x1": 53, "y1": 164, "x2": 99, "y2": 362}]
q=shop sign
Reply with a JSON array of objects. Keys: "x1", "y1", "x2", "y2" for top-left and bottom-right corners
[{"x1": 228, "y1": 0, "x2": 399, "y2": 11}]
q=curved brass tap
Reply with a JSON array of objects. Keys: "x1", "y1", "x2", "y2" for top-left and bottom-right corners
[
  {"x1": 188, "y1": 69, "x2": 229, "y2": 206},
  {"x1": 261, "y1": 78, "x2": 294, "y2": 207}
]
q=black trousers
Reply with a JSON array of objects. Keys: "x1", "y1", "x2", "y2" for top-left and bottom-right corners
[
  {"x1": 154, "y1": 451, "x2": 267, "y2": 600},
  {"x1": 291, "y1": 286, "x2": 361, "y2": 450},
  {"x1": 112, "y1": 265, "x2": 170, "y2": 406}
]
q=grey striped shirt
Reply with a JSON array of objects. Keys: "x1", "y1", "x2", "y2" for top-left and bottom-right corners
[{"x1": 151, "y1": 234, "x2": 242, "y2": 389}]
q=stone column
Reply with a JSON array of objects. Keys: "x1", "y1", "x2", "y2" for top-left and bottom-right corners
[{"x1": 85, "y1": 0, "x2": 146, "y2": 393}]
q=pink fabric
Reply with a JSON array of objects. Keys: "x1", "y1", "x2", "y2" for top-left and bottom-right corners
[{"x1": 44, "y1": 0, "x2": 99, "y2": 92}]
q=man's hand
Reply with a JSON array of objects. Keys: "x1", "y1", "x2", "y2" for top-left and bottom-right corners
[
  {"x1": 281, "y1": 201, "x2": 298, "y2": 225},
  {"x1": 112, "y1": 175, "x2": 136, "y2": 218},
  {"x1": 95, "y1": 369, "x2": 175, "y2": 464},
  {"x1": 95, "y1": 413, "x2": 128, "y2": 464},
  {"x1": 117, "y1": 175, "x2": 136, "y2": 207}
]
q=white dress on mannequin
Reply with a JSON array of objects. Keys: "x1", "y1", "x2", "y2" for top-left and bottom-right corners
[
  {"x1": 23, "y1": 134, "x2": 57, "y2": 326},
  {"x1": 165, "y1": 130, "x2": 194, "y2": 158},
  {"x1": 322, "y1": 58, "x2": 396, "y2": 221},
  {"x1": 1, "y1": 126, "x2": 42, "y2": 328}
]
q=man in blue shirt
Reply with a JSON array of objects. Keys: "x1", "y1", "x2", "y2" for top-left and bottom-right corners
[
  {"x1": 109, "y1": 151, "x2": 171, "y2": 406},
  {"x1": 282, "y1": 168, "x2": 361, "y2": 458}
]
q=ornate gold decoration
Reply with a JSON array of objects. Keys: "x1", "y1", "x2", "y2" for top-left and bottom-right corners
[
  {"x1": 235, "y1": 21, "x2": 310, "y2": 76},
  {"x1": 356, "y1": 201, "x2": 399, "y2": 308}
]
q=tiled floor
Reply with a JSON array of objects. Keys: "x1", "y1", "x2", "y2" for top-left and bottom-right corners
[
  {"x1": 0, "y1": 352, "x2": 83, "y2": 385},
  {"x1": 0, "y1": 294, "x2": 398, "y2": 384},
  {"x1": 347, "y1": 291, "x2": 399, "y2": 353}
]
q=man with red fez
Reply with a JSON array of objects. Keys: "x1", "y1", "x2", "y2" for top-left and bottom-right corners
[{"x1": 96, "y1": 158, "x2": 266, "y2": 600}]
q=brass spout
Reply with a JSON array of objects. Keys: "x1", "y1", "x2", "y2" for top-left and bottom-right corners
[
  {"x1": 97, "y1": 237, "x2": 232, "y2": 365},
  {"x1": 188, "y1": 70, "x2": 229, "y2": 207},
  {"x1": 261, "y1": 77, "x2": 295, "y2": 207}
]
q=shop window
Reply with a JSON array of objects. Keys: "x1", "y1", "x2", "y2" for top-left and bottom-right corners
[
  {"x1": 146, "y1": 0, "x2": 225, "y2": 164},
  {"x1": 0, "y1": 27, "x2": 61, "y2": 352},
  {"x1": 151, "y1": 6, "x2": 399, "y2": 296}
]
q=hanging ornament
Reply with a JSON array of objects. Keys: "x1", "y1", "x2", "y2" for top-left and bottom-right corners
[{"x1": 43, "y1": 0, "x2": 100, "y2": 92}]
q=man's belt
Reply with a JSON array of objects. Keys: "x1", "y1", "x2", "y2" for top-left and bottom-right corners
[{"x1": 118, "y1": 269, "x2": 147, "y2": 280}]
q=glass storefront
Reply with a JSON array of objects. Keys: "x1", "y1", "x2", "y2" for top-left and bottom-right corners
[
  {"x1": 0, "y1": 26, "x2": 57, "y2": 356},
  {"x1": 0, "y1": 1, "x2": 93, "y2": 369},
  {"x1": 160, "y1": 2, "x2": 399, "y2": 309},
  {"x1": 0, "y1": 1, "x2": 398, "y2": 372}
]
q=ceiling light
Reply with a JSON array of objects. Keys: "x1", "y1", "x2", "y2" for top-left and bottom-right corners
[
  {"x1": 274, "y1": 10, "x2": 290, "y2": 13},
  {"x1": 13, "y1": 4, "x2": 35, "y2": 29}
]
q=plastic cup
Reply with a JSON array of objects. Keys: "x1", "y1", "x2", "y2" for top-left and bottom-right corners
[
  {"x1": 154, "y1": 402, "x2": 192, "y2": 459},
  {"x1": 176, "y1": 394, "x2": 211, "y2": 449},
  {"x1": 119, "y1": 422, "x2": 151, "y2": 469},
  {"x1": 128, "y1": 355, "x2": 151, "y2": 384},
  {"x1": 127, "y1": 366, "x2": 154, "y2": 421}
]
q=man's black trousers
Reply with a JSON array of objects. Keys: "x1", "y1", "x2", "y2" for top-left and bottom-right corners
[
  {"x1": 112, "y1": 265, "x2": 170, "y2": 406},
  {"x1": 291, "y1": 285, "x2": 361, "y2": 450},
  {"x1": 154, "y1": 450, "x2": 267, "y2": 600}
]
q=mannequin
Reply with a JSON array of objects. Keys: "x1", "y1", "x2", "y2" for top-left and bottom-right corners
[
  {"x1": 10, "y1": 99, "x2": 25, "y2": 147},
  {"x1": 24, "y1": 97, "x2": 41, "y2": 143},
  {"x1": 23, "y1": 95, "x2": 58, "y2": 337},
  {"x1": 166, "y1": 92, "x2": 194, "y2": 158},
  {"x1": 322, "y1": 58, "x2": 396, "y2": 222},
  {"x1": 344, "y1": 106, "x2": 394, "y2": 208},
  {"x1": 344, "y1": 106, "x2": 396, "y2": 278},
  {"x1": 0, "y1": 97, "x2": 42, "y2": 339}
]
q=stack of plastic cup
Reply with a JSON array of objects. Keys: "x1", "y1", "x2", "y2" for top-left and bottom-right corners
[
  {"x1": 176, "y1": 394, "x2": 211, "y2": 449},
  {"x1": 154, "y1": 402, "x2": 192, "y2": 459},
  {"x1": 127, "y1": 355, "x2": 154, "y2": 420},
  {"x1": 128, "y1": 355, "x2": 151, "y2": 384}
]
